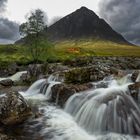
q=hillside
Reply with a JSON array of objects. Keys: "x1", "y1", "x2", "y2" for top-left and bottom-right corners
[{"x1": 0, "y1": 40, "x2": 140, "y2": 67}]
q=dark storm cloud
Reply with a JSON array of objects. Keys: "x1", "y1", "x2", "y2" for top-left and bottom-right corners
[
  {"x1": 99, "y1": 0, "x2": 140, "y2": 45},
  {"x1": 0, "y1": 0, "x2": 20, "y2": 44},
  {"x1": 0, "y1": 18, "x2": 20, "y2": 44}
]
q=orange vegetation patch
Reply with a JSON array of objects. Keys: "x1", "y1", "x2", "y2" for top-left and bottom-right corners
[{"x1": 67, "y1": 47, "x2": 80, "y2": 53}]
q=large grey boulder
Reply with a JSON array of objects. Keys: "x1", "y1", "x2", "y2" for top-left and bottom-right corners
[{"x1": 0, "y1": 92, "x2": 32, "y2": 125}]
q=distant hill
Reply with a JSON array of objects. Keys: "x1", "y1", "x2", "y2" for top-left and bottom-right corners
[{"x1": 47, "y1": 7, "x2": 129, "y2": 44}]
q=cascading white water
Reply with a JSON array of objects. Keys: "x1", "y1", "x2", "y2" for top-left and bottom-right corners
[
  {"x1": 23, "y1": 105, "x2": 140, "y2": 140},
  {"x1": 45, "y1": 74, "x2": 61, "y2": 100},
  {"x1": 20, "y1": 74, "x2": 61, "y2": 101},
  {"x1": 136, "y1": 72, "x2": 140, "y2": 82},
  {"x1": 65, "y1": 76, "x2": 140, "y2": 136},
  {"x1": 19, "y1": 73, "x2": 140, "y2": 140},
  {"x1": 25, "y1": 79, "x2": 46, "y2": 95}
]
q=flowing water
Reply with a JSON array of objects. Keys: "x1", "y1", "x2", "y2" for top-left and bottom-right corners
[
  {"x1": 0, "y1": 71, "x2": 27, "y2": 82},
  {"x1": 4, "y1": 72, "x2": 140, "y2": 139}
]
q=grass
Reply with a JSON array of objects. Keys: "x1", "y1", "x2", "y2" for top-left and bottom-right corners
[
  {"x1": 0, "y1": 39, "x2": 140, "y2": 67},
  {"x1": 53, "y1": 39, "x2": 140, "y2": 60}
]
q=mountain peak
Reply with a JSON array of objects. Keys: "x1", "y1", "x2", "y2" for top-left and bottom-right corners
[
  {"x1": 74, "y1": 6, "x2": 98, "y2": 18},
  {"x1": 47, "y1": 7, "x2": 129, "y2": 44},
  {"x1": 78, "y1": 6, "x2": 90, "y2": 11}
]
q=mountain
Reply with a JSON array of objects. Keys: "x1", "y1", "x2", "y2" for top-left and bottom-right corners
[{"x1": 47, "y1": 7, "x2": 129, "y2": 44}]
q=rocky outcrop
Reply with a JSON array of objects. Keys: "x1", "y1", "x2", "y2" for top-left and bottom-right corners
[
  {"x1": 0, "y1": 92, "x2": 32, "y2": 125},
  {"x1": 20, "y1": 63, "x2": 48, "y2": 83},
  {"x1": 0, "y1": 79, "x2": 13, "y2": 87},
  {"x1": 51, "y1": 83, "x2": 93, "y2": 107},
  {"x1": 27, "y1": 64, "x2": 48, "y2": 78},
  {"x1": 65, "y1": 66, "x2": 110, "y2": 84},
  {"x1": 47, "y1": 63, "x2": 69, "y2": 74},
  {"x1": 64, "y1": 57, "x2": 140, "y2": 70}
]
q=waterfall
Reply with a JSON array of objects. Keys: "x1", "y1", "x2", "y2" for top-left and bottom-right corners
[
  {"x1": 65, "y1": 77, "x2": 140, "y2": 135},
  {"x1": 0, "y1": 71, "x2": 27, "y2": 82},
  {"x1": 24, "y1": 106, "x2": 140, "y2": 140},
  {"x1": 136, "y1": 72, "x2": 140, "y2": 82},
  {"x1": 18, "y1": 72, "x2": 140, "y2": 139},
  {"x1": 20, "y1": 74, "x2": 61, "y2": 101},
  {"x1": 25, "y1": 79, "x2": 46, "y2": 95}
]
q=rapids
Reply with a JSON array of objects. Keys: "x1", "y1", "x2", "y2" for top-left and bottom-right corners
[{"x1": 2, "y1": 72, "x2": 140, "y2": 139}]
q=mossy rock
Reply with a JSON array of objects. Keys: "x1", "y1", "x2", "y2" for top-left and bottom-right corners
[{"x1": 65, "y1": 68, "x2": 91, "y2": 84}]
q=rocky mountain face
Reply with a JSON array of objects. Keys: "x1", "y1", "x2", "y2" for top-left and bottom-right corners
[{"x1": 47, "y1": 7, "x2": 129, "y2": 44}]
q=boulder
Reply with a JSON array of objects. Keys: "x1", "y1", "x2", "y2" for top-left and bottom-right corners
[
  {"x1": 0, "y1": 133, "x2": 15, "y2": 140},
  {"x1": 0, "y1": 92, "x2": 32, "y2": 125},
  {"x1": 22, "y1": 63, "x2": 48, "y2": 83},
  {"x1": 131, "y1": 70, "x2": 140, "y2": 82},
  {"x1": 51, "y1": 84, "x2": 75, "y2": 107},
  {"x1": 51, "y1": 83, "x2": 93, "y2": 107},
  {"x1": 47, "y1": 63, "x2": 69, "y2": 74},
  {"x1": 65, "y1": 66, "x2": 110, "y2": 84},
  {"x1": 20, "y1": 72, "x2": 31, "y2": 83},
  {"x1": 27, "y1": 63, "x2": 48, "y2": 78},
  {"x1": 128, "y1": 82, "x2": 140, "y2": 100},
  {"x1": 0, "y1": 79, "x2": 13, "y2": 87},
  {"x1": 7, "y1": 63, "x2": 19, "y2": 75}
]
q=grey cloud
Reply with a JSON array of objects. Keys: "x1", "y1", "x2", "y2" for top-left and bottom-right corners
[
  {"x1": 0, "y1": 0, "x2": 7, "y2": 13},
  {"x1": 0, "y1": 0, "x2": 20, "y2": 44},
  {"x1": 0, "y1": 18, "x2": 20, "y2": 44},
  {"x1": 99, "y1": 0, "x2": 140, "y2": 45}
]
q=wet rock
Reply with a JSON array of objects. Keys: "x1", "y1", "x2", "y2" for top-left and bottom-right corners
[
  {"x1": 20, "y1": 63, "x2": 48, "y2": 83},
  {"x1": 128, "y1": 82, "x2": 140, "y2": 100},
  {"x1": 0, "y1": 79, "x2": 13, "y2": 87},
  {"x1": 63, "y1": 57, "x2": 140, "y2": 70},
  {"x1": 51, "y1": 84, "x2": 75, "y2": 107},
  {"x1": 51, "y1": 83, "x2": 93, "y2": 107},
  {"x1": 65, "y1": 66, "x2": 110, "y2": 84},
  {"x1": 95, "y1": 81, "x2": 108, "y2": 88},
  {"x1": 0, "y1": 86, "x2": 28, "y2": 94},
  {"x1": 47, "y1": 63, "x2": 69, "y2": 74},
  {"x1": 7, "y1": 63, "x2": 19, "y2": 76},
  {"x1": 0, "y1": 92, "x2": 32, "y2": 125},
  {"x1": 20, "y1": 73, "x2": 31, "y2": 83},
  {"x1": 27, "y1": 63, "x2": 48, "y2": 78},
  {"x1": 0, "y1": 133, "x2": 15, "y2": 140},
  {"x1": 131, "y1": 70, "x2": 140, "y2": 82}
]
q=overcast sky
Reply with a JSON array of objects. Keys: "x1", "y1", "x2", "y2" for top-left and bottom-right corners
[
  {"x1": 6, "y1": 0, "x2": 100, "y2": 23},
  {"x1": 0, "y1": 0, "x2": 140, "y2": 45}
]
